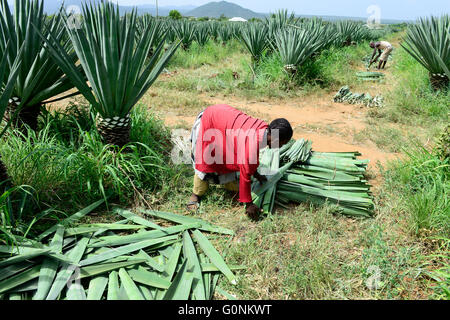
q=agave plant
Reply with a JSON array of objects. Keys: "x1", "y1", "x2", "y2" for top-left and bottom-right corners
[
  {"x1": 173, "y1": 20, "x2": 196, "y2": 50},
  {"x1": 293, "y1": 18, "x2": 336, "y2": 51},
  {"x1": 265, "y1": 10, "x2": 297, "y2": 49},
  {"x1": 240, "y1": 23, "x2": 268, "y2": 64},
  {"x1": 38, "y1": 1, "x2": 179, "y2": 147},
  {"x1": 402, "y1": 15, "x2": 450, "y2": 90},
  {"x1": 136, "y1": 15, "x2": 167, "y2": 57},
  {"x1": 274, "y1": 27, "x2": 329, "y2": 75},
  {"x1": 334, "y1": 20, "x2": 365, "y2": 46},
  {"x1": 208, "y1": 21, "x2": 220, "y2": 41},
  {"x1": 0, "y1": 0, "x2": 79, "y2": 131},
  {"x1": 217, "y1": 23, "x2": 233, "y2": 44},
  {"x1": 230, "y1": 22, "x2": 242, "y2": 40},
  {"x1": 0, "y1": 43, "x2": 22, "y2": 184},
  {"x1": 195, "y1": 23, "x2": 210, "y2": 46},
  {"x1": 165, "y1": 21, "x2": 177, "y2": 43}
]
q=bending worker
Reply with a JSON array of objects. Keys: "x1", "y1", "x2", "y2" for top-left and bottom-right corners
[
  {"x1": 187, "y1": 104, "x2": 293, "y2": 220},
  {"x1": 368, "y1": 41, "x2": 393, "y2": 70}
]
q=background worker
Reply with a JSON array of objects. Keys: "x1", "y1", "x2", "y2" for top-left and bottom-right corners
[{"x1": 368, "y1": 41, "x2": 394, "y2": 69}]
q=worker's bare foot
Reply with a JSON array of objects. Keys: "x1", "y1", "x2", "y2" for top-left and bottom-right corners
[{"x1": 186, "y1": 193, "x2": 201, "y2": 212}]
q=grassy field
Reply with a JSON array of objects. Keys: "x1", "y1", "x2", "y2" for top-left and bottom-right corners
[
  {"x1": 140, "y1": 32, "x2": 449, "y2": 299},
  {"x1": 1, "y1": 18, "x2": 448, "y2": 300}
]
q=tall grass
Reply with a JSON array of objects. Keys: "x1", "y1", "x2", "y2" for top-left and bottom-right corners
[
  {"x1": 384, "y1": 146, "x2": 449, "y2": 299},
  {"x1": 0, "y1": 185, "x2": 63, "y2": 245},
  {"x1": 386, "y1": 47, "x2": 450, "y2": 123},
  {"x1": 313, "y1": 41, "x2": 374, "y2": 87},
  {"x1": 384, "y1": 145, "x2": 449, "y2": 238},
  {"x1": 162, "y1": 30, "x2": 399, "y2": 98},
  {"x1": 0, "y1": 104, "x2": 177, "y2": 209}
]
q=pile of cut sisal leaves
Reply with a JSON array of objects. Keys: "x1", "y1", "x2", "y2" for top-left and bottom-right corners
[
  {"x1": 334, "y1": 86, "x2": 384, "y2": 108},
  {"x1": 0, "y1": 202, "x2": 240, "y2": 300},
  {"x1": 253, "y1": 139, "x2": 374, "y2": 217}
]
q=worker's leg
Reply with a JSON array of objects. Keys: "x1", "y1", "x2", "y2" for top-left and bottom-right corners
[
  {"x1": 223, "y1": 181, "x2": 239, "y2": 202},
  {"x1": 379, "y1": 49, "x2": 390, "y2": 69},
  {"x1": 192, "y1": 174, "x2": 209, "y2": 198},
  {"x1": 187, "y1": 174, "x2": 209, "y2": 211},
  {"x1": 188, "y1": 110, "x2": 207, "y2": 212},
  {"x1": 223, "y1": 181, "x2": 239, "y2": 193}
]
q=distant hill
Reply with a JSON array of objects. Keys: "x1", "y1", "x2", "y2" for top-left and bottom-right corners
[
  {"x1": 117, "y1": 4, "x2": 196, "y2": 17},
  {"x1": 21, "y1": 0, "x2": 409, "y2": 23},
  {"x1": 187, "y1": 1, "x2": 265, "y2": 19}
]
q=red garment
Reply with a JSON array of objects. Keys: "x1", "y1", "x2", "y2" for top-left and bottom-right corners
[{"x1": 195, "y1": 104, "x2": 268, "y2": 203}]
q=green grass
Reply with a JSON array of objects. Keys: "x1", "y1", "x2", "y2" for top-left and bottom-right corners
[
  {"x1": 353, "y1": 123, "x2": 417, "y2": 153},
  {"x1": 380, "y1": 47, "x2": 450, "y2": 125},
  {"x1": 380, "y1": 144, "x2": 449, "y2": 299},
  {"x1": 1, "y1": 24, "x2": 447, "y2": 300},
  {"x1": 383, "y1": 146, "x2": 449, "y2": 238},
  {"x1": 158, "y1": 39, "x2": 377, "y2": 99},
  {"x1": 0, "y1": 104, "x2": 179, "y2": 211},
  {"x1": 152, "y1": 177, "x2": 432, "y2": 299},
  {"x1": 313, "y1": 41, "x2": 375, "y2": 88},
  {"x1": 141, "y1": 158, "x2": 436, "y2": 299}
]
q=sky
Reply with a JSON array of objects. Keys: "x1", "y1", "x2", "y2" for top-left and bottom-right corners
[{"x1": 112, "y1": 0, "x2": 450, "y2": 20}]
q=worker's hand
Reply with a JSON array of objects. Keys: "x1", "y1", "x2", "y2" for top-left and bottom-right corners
[
  {"x1": 245, "y1": 203, "x2": 262, "y2": 221},
  {"x1": 254, "y1": 172, "x2": 268, "y2": 185}
]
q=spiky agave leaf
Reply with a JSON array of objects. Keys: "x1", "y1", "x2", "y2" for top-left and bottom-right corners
[
  {"x1": 217, "y1": 23, "x2": 233, "y2": 44},
  {"x1": 0, "y1": 41, "x2": 22, "y2": 138},
  {"x1": 164, "y1": 19, "x2": 177, "y2": 43},
  {"x1": 240, "y1": 23, "x2": 268, "y2": 63},
  {"x1": 402, "y1": 15, "x2": 450, "y2": 89},
  {"x1": 253, "y1": 140, "x2": 374, "y2": 217},
  {"x1": 274, "y1": 27, "x2": 329, "y2": 74},
  {"x1": 0, "y1": 0, "x2": 79, "y2": 131},
  {"x1": 264, "y1": 9, "x2": 297, "y2": 49},
  {"x1": 230, "y1": 22, "x2": 242, "y2": 39},
  {"x1": 37, "y1": 1, "x2": 180, "y2": 146},
  {"x1": 173, "y1": 20, "x2": 196, "y2": 50},
  {"x1": 0, "y1": 42, "x2": 22, "y2": 185},
  {"x1": 291, "y1": 18, "x2": 336, "y2": 50},
  {"x1": 136, "y1": 14, "x2": 167, "y2": 57},
  {"x1": 208, "y1": 21, "x2": 220, "y2": 41},
  {"x1": 194, "y1": 23, "x2": 210, "y2": 46},
  {"x1": 334, "y1": 20, "x2": 366, "y2": 46}
]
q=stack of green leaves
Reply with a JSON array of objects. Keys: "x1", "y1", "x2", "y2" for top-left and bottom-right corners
[
  {"x1": 0, "y1": 204, "x2": 241, "y2": 300},
  {"x1": 253, "y1": 147, "x2": 280, "y2": 215},
  {"x1": 355, "y1": 71, "x2": 386, "y2": 82},
  {"x1": 253, "y1": 139, "x2": 313, "y2": 215},
  {"x1": 253, "y1": 139, "x2": 374, "y2": 217},
  {"x1": 334, "y1": 86, "x2": 384, "y2": 108}
]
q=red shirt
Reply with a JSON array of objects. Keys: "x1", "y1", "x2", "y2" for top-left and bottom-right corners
[{"x1": 195, "y1": 105, "x2": 268, "y2": 203}]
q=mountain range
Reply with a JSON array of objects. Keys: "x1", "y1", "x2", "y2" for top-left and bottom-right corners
[
  {"x1": 24, "y1": 0, "x2": 409, "y2": 23},
  {"x1": 186, "y1": 1, "x2": 265, "y2": 19},
  {"x1": 41, "y1": 1, "x2": 195, "y2": 16}
]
